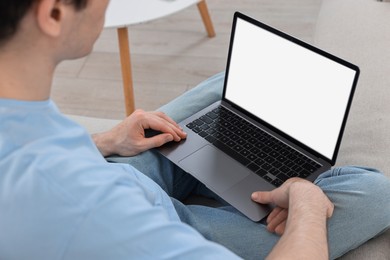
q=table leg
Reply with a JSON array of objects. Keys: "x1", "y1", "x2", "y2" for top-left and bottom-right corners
[
  {"x1": 117, "y1": 27, "x2": 135, "y2": 116},
  {"x1": 197, "y1": 0, "x2": 216, "y2": 38}
]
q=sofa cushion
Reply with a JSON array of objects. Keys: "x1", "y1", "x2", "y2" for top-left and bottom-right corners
[
  {"x1": 315, "y1": 0, "x2": 390, "y2": 172},
  {"x1": 314, "y1": 0, "x2": 390, "y2": 259}
]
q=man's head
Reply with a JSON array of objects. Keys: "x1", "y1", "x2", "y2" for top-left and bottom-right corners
[
  {"x1": 0, "y1": 0, "x2": 109, "y2": 61},
  {"x1": 0, "y1": 0, "x2": 87, "y2": 45}
]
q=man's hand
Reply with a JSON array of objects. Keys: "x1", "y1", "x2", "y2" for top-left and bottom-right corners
[
  {"x1": 252, "y1": 178, "x2": 334, "y2": 260},
  {"x1": 251, "y1": 178, "x2": 334, "y2": 235},
  {"x1": 93, "y1": 110, "x2": 187, "y2": 157}
]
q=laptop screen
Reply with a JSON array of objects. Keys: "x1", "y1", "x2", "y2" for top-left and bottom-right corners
[{"x1": 224, "y1": 15, "x2": 358, "y2": 161}]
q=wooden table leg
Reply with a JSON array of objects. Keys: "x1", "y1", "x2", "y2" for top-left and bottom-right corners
[
  {"x1": 197, "y1": 0, "x2": 216, "y2": 38},
  {"x1": 117, "y1": 27, "x2": 135, "y2": 116}
]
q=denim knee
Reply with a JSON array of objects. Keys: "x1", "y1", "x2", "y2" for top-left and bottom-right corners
[{"x1": 315, "y1": 166, "x2": 390, "y2": 229}]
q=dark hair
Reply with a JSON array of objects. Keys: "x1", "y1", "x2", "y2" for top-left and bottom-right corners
[{"x1": 0, "y1": 0, "x2": 88, "y2": 44}]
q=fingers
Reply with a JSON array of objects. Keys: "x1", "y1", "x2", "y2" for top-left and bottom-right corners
[
  {"x1": 139, "y1": 133, "x2": 175, "y2": 151},
  {"x1": 267, "y1": 206, "x2": 284, "y2": 223},
  {"x1": 274, "y1": 220, "x2": 287, "y2": 235},
  {"x1": 251, "y1": 178, "x2": 334, "y2": 236},
  {"x1": 267, "y1": 207, "x2": 288, "y2": 235},
  {"x1": 138, "y1": 110, "x2": 187, "y2": 142},
  {"x1": 252, "y1": 192, "x2": 288, "y2": 235},
  {"x1": 151, "y1": 112, "x2": 186, "y2": 140},
  {"x1": 152, "y1": 111, "x2": 181, "y2": 130}
]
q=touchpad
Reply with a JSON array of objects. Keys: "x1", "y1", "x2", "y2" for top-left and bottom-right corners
[{"x1": 178, "y1": 145, "x2": 250, "y2": 193}]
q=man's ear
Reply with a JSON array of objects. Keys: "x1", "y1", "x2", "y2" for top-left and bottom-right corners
[{"x1": 36, "y1": 0, "x2": 67, "y2": 37}]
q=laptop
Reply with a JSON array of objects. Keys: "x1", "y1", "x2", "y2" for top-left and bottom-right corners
[{"x1": 155, "y1": 12, "x2": 359, "y2": 221}]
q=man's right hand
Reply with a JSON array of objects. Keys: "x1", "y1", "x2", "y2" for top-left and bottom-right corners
[
  {"x1": 92, "y1": 110, "x2": 187, "y2": 157},
  {"x1": 251, "y1": 178, "x2": 334, "y2": 235}
]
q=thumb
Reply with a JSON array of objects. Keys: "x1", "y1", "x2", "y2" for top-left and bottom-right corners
[{"x1": 251, "y1": 191, "x2": 273, "y2": 204}]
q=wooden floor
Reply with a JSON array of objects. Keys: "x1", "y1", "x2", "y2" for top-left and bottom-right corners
[{"x1": 52, "y1": 0, "x2": 322, "y2": 120}]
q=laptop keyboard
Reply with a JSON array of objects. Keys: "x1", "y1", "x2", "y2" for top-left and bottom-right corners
[{"x1": 186, "y1": 106, "x2": 322, "y2": 187}]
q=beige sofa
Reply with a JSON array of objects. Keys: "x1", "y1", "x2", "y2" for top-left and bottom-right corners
[
  {"x1": 69, "y1": 0, "x2": 390, "y2": 258},
  {"x1": 313, "y1": 0, "x2": 390, "y2": 259}
]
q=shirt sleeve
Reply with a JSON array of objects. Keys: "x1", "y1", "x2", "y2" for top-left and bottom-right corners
[{"x1": 61, "y1": 169, "x2": 241, "y2": 260}]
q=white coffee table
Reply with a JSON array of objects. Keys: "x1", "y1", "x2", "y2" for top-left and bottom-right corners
[{"x1": 104, "y1": 0, "x2": 215, "y2": 116}]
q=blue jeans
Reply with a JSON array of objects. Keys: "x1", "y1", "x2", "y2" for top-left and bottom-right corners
[{"x1": 108, "y1": 72, "x2": 390, "y2": 260}]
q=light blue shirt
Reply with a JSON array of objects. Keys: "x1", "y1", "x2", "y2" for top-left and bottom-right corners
[{"x1": 0, "y1": 99, "x2": 238, "y2": 259}]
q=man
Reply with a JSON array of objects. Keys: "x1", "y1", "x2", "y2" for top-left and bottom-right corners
[{"x1": 0, "y1": 0, "x2": 389, "y2": 259}]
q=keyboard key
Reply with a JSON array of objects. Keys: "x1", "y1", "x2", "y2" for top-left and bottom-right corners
[
  {"x1": 280, "y1": 149, "x2": 290, "y2": 156},
  {"x1": 299, "y1": 169, "x2": 311, "y2": 178},
  {"x1": 227, "y1": 140, "x2": 237, "y2": 148},
  {"x1": 242, "y1": 133, "x2": 251, "y2": 140},
  {"x1": 237, "y1": 139, "x2": 246, "y2": 146},
  {"x1": 247, "y1": 154, "x2": 257, "y2": 161},
  {"x1": 206, "y1": 112, "x2": 218, "y2": 119},
  {"x1": 280, "y1": 166, "x2": 290, "y2": 173},
  {"x1": 205, "y1": 135, "x2": 216, "y2": 143},
  {"x1": 200, "y1": 115, "x2": 213, "y2": 124},
  {"x1": 272, "y1": 161, "x2": 283, "y2": 169},
  {"x1": 262, "y1": 163, "x2": 272, "y2": 171},
  {"x1": 198, "y1": 131, "x2": 208, "y2": 138},
  {"x1": 291, "y1": 165, "x2": 302, "y2": 171},
  {"x1": 262, "y1": 147, "x2": 272, "y2": 153},
  {"x1": 254, "y1": 158, "x2": 265, "y2": 166},
  {"x1": 240, "y1": 149, "x2": 250, "y2": 157},
  {"x1": 247, "y1": 163, "x2": 260, "y2": 172},
  {"x1": 287, "y1": 154, "x2": 297, "y2": 161},
  {"x1": 294, "y1": 158, "x2": 305, "y2": 165},
  {"x1": 192, "y1": 127, "x2": 201, "y2": 133},
  {"x1": 277, "y1": 155, "x2": 287, "y2": 163},
  {"x1": 276, "y1": 172, "x2": 289, "y2": 182},
  {"x1": 233, "y1": 144, "x2": 243, "y2": 152},
  {"x1": 193, "y1": 119, "x2": 204, "y2": 126},
  {"x1": 228, "y1": 125, "x2": 238, "y2": 132},
  {"x1": 243, "y1": 143, "x2": 254, "y2": 150},
  {"x1": 223, "y1": 130, "x2": 233, "y2": 137},
  {"x1": 206, "y1": 128, "x2": 216, "y2": 135},
  {"x1": 212, "y1": 107, "x2": 220, "y2": 114},
  {"x1": 222, "y1": 121, "x2": 230, "y2": 127},
  {"x1": 310, "y1": 161, "x2": 321, "y2": 168},
  {"x1": 220, "y1": 136, "x2": 229, "y2": 143},
  {"x1": 230, "y1": 134, "x2": 240, "y2": 141},
  {"x1": 250, "y1": 147, "x2": 260, "y2": 154},
  {"x1": 269, "y1": 167, "x2": 280, "y2": 176},
  {"x1": 302, "y1": 163, "x2": 317, "y2": 173},
  {"x1": 286, "y1": 171, "x2": 299, "y2": 177},
  {"x1": 200, "y1": 124, "x2": 210, "y2": 131},
  {"x1": 244, "y1": 127, "x2": 254, "y2": 134},
  {"x1": 285, "y1": 160, "x2": 295, "y2": 167},
  {"x1": 272, "y1": 179, "x2": 284, "y2": 187},
  {"x1": 265, "y1": 156, "x2": 275, "y2": 163},
  {"x1": 256, "y1": 169, "x2": 268, "y2": 177},
  {"x1": 186, "y1": 122, "x2": 196, "y2": 129},
  {"x1": 214, "y1": 132, "x2": 223, "y2": 139}
]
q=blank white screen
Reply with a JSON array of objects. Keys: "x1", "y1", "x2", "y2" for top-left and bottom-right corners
[{"x1": 225, "y1": 19, "x2": 356, "y2": 160}]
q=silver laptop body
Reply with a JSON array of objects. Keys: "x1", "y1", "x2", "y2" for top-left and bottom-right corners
[{"x1": 156, "y1": 12, "x2": 359, "y2": 221}]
